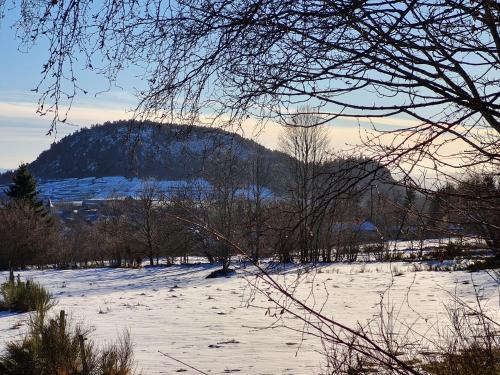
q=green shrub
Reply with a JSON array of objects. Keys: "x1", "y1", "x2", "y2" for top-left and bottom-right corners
[
  {"x1": 0, "y1": 307, "x2": 137, "y2": 375},
  {"x1": 0, "y1": 278, "x2": 54, "y2": 313}
]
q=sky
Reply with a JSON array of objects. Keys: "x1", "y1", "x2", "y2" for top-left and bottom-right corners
[
  {"x1": 0, "y1": 4, "x2": 422, "y2": 172},
  {"x1": 0, "y1": 8, "x2": 144, "y2": 169},
  {"x1": 0, "y1": 7, "x2": 457, "y2": 179},
  {"x1": 0, "y1": 17, "x2": 375, "y2": 172}
]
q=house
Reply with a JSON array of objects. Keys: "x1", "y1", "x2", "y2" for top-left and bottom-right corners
[
  {"x1": 332, "y1": 218, "x2": 381, "y2": 247},
  {"x1": 332, "y1": 219, "x2": 378, "y2": 234}
]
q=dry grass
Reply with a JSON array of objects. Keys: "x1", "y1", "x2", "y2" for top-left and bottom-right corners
[
  {"x1": 423, "y1": 346, "x2": 500, "y2": 375},
  {"x1": 320, "y1": 281, "x2": 499, "y2": 375}
]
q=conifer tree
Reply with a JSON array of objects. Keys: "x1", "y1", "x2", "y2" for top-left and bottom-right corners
[{"x1": 5, "y1": 164, "x2": 44, "y2": 214}]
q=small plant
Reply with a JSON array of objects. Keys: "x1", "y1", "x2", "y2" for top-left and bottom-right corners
[
  {"x1": 0, "y1": 307, "x2": 137, "y2": 375},
  {"x1": 409, "y1": 263, "x2": 423, "y2": 272},
  {"x1": 423, "y1": 346, "x2": 500, "y2": 375},
  {"x1": 422, "y1": 296, "x2": 500, "y2": 375},
  {"x1": 391, "y1": 266, "x2": 404, "y2": 277},
  {"x1": 358, "y1": 263, "x2": 367, "y2": 274},
  {"x1": 0, "y1": 277, "x2": 54, "y2": 313}
]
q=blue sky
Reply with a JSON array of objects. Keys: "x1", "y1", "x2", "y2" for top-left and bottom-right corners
[
  {"x1": 0, "y1": 7, "x2": 427, "y2": 171},
  {"x1": 0, "y1": 16, "x2": 379, "y2": 171},
  {"x1": 0, "y1": 8, "x2": 143, "y2": 169}
]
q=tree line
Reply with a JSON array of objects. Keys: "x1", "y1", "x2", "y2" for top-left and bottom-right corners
[{"x1": 1, "y1": 118, "x2": 498, "y2": 271}]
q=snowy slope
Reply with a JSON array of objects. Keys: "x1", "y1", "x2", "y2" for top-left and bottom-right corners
[
  {"x1": 38, "y1": 177, "x2": 210, "y2": 201},
  {"x1": 0, "y1": 262, "x2": 497, "y2": 374},
  {"x1": 0, "y1": 176, "x2": 275, "y2": 201}
]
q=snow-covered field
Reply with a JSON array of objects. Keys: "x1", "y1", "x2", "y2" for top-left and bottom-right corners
[
  {"x1": 0, "y1": 262, "x2": 498, "y2": 374},
  {"x1": 0, "y1": 176, "x2": 275, "y2": 201},
  {"x1": 15, "y1": 177, "x2": 211, "y2": 201}
]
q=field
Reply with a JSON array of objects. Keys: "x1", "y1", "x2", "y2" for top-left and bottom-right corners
[{"x1": 0, "y1": 261, "x2": 498, "y2": 374}]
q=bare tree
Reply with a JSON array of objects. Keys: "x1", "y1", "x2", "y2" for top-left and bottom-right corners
[
  {"x1": 453, "y1": 173, "x2": 500, "y2": 257},
  {"x1": 121, "y1": 181, "x2": 164, "y2": 266},
  {"x1": 243, "y1": 150, "x2": 272, "y2": 262},
  {"x1": 0, "y1": 200, "x2": 57, "y2": 269},
  {"x1": 205, "y1": 139, "x2": 243, "y2": 272},
  {"x1": 279, "y1": 110, "x2": 330, "y2": 262},
  {"x1": 5, "y1": 0, "x2": 499, "y2": 252}
]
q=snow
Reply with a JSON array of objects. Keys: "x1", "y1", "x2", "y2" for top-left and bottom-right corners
[
  {"x1": 0, "y1": 177, "x2": 276, "y2": 202},
  {"x1": 0, "y1": 262, "x2": 497, "y2": 374},
  {"x1": 25, "y1": 177, "x2": 211, "y2": 201}
]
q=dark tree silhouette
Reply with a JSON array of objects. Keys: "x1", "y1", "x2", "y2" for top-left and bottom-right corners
[{"x1": 6, "y1": 164, "x2": 44, "y2": 215}]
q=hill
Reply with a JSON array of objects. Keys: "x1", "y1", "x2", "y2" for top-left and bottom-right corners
[
  {"x1": 0, "y1": 120, "x2": 292, "y2": 198},
  {"x1": 0, "y1": 120, "x2": 401, "y2": 202},
  {"x1": 5, "y1": 121, "x2": 287, "y2": 180}
]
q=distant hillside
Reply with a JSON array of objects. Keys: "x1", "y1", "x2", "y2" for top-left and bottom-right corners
[
  {"x1": 0, "y1": 120, "x2": 292, "y2": 191},
  {"x1": 0, "y1": 120, "x2": 403, "y2": 202}
]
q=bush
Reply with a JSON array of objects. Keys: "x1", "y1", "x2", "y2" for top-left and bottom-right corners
[
  {"x1": 426, "y1": 242, "x2": 468, "y2": 261},
  {"x1": 0, "y1": 278, "x2": 54, "y2": 313},
  {"x1": 423, "y1": 346, "x2": 500, "y2": 375},
  {"x1": 0, "y1": 307, "x2": 137, "y2": 375},
  {"x1": 363, "y1": 243, "x2": 385, "y2": 261},
  {"x1": 465, "y1": 257, "x2": 500, "y2": 272}
]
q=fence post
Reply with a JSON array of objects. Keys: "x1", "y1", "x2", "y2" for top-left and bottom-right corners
[
  {"x1": 59, "y1": 310, "x2": 65, "y2": 333},
  {"x1": 8, "y1": 265, "x2": 14, "y2": 284},
  {"x1": 78, "y1": 334, "x2": 89, "y2": 375}
]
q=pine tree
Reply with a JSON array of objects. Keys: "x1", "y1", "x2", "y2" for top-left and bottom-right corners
[{"x1": 5, "y1": 164, "x2": 44, "y2": 214}]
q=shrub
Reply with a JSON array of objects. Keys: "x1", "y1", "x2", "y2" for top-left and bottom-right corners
[
  {"x1": 0, "y1": 307, "x2": 137, "y2": 375},
  {"x1": 422, "y1": 297, "x2": 500, "y2": 375},
  {"x1": 426, "y1": 242, "x2": 468, "y2": 261},
  {"x1": 363, "y1": 243, "x2": 385, "y2": 261},
  {"x1": 465, "y1": 258, "x2": 500, "y2": 272},
  {"x1": 423, "y1": 346, "x2": 500, "y2": 375},
  {"x1": 0, "y1": 278, "x2": 54, "y2": 313},
  {"x1": 443, "y1": 242, "x2": 466, "y2": 258}
]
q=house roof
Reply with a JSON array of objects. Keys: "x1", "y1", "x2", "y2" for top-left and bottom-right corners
[{"x1": 332, "y1": 219, "x2": 378, "y2": 232}]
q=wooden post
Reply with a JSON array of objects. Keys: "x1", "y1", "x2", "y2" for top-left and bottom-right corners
[
  {"x1": 8, "y1": 265, "x2": 14, "y2": 284},
  {"x1": 59, "y1": 310, "x2": 65, "y2": 333},
  {"x1": 78, "y1": 334, "x2": 89, "y2": 375}
]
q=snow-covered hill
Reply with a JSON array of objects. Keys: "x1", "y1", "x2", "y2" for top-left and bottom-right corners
[
  {"x1": 38, "y1": 176, "x2": 210, "y2": 201},
  {"x1": 0, "y1": 120, "x2": 403, "y2": 202},
  {"x1": 0, "y1": 120, "x2": 290, "y2": 184}
]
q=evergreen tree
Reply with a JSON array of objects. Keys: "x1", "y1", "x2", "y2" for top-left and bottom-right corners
[{"x1": 5, "y1": 164, "x2": 44, "y2": 214}]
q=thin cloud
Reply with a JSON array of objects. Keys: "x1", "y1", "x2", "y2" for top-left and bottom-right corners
[{"x1": 0, "y1": 101, "x2": 133, "y2": 126}]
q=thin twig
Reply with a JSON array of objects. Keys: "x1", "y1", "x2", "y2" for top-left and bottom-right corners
[{"x1": 158, "y1": 350, "x2": 210, "y2": 375}]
